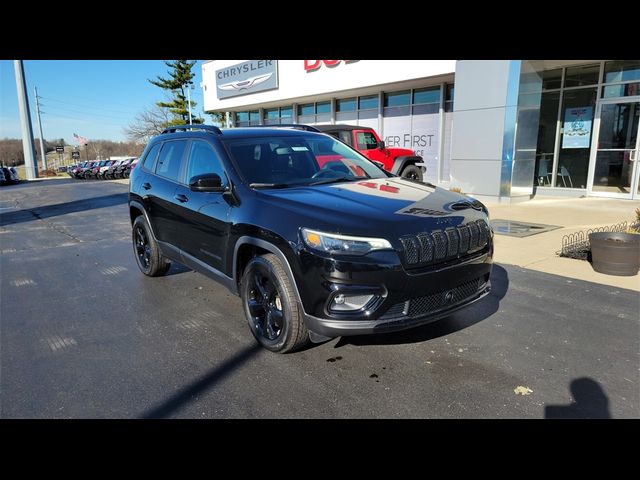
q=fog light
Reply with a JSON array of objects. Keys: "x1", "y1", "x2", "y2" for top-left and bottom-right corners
[{"x1": 330, "y1": 293, "x2": 375, "y2": 312}]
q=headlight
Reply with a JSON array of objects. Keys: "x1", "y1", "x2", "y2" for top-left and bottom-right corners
[{"x1": 301, "y1": 228, "x2": 392, "y2": 255}]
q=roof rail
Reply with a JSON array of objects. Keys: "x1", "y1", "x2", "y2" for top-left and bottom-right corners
[
  {"x1": 162, "y1": 124, "x2": 223, "y2": 135},
  {"x1": 248, "y1": 124, "x2": 320, "y2": 133}
]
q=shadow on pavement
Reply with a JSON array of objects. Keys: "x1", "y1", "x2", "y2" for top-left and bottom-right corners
[
  {"x1": 545, "y1": 377, "x2": 611, "y2": 419},
  {"x1": 334, "y1": 263, "x2": 509, "y2": 348},
  {"x1": 0, "y1": 193, "x2": 128, "y2": 226},
  {"x1": 139, "y1": 343, "x2": 262, "y2": 419}
]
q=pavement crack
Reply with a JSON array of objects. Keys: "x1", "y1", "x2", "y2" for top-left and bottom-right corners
[{"x1": 28, "y1": 209, "x2": 83, "y2": 244}]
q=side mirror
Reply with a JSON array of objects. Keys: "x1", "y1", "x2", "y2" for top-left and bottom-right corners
[
  {"x1": 189, "y1": 173, "x2": 226, "y2": 192},
  {"x1": 378, "y1": 140, "x2": 385, "y2": 150}
]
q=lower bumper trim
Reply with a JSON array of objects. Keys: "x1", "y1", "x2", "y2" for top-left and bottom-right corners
[{"x1": 301, "y1": 284, "x2": 491, "y2": 338}]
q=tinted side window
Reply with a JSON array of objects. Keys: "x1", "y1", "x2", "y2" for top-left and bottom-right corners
[
  {"x1": 356, "y1": 131, "x2": 378, "y2": 150},
  {"x1": 186, "y1": 140, "x2": 226, "y2": 185},
  {"x1": 155, "y1": 140, "x2": 188, "y2": 182},
  {"x1": 338, "y1": 131, "x2": 352, "y2": 146},
  {"x1": 141, "y1": 143, "x2": 162, "y2": 171}
]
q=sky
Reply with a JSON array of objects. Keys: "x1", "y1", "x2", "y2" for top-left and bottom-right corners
[{"x1": 0, "y1": 60, "x2": 205, "y2": 144}]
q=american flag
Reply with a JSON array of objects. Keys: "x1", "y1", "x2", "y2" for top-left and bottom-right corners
[{"x1": 73, "y1": 133, "x2": 88, "y2": 145}]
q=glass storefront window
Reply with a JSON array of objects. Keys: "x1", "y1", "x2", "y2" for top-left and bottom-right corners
[
  {"x1": 413, "y1": 87, "x2": 440, "y2": 105},
  {"x1": 534, "y1": 91, "x2": 560, "y2": 186},
  {"x1": 249, "y1": 111, "x2": 260, "y2": 124},
  {"x1": 358, "y1": 95, "x2": 379, "y2": 110},
  {"x1": 542, "y1": 68, "x2": 562, "y2": 90},
  {"x1": 556, "y1": 87, "x2": 597, "y2": 188},
  {"x1": 604, "y1": 60, "x2": 640, "y2": 83},
  {"x1": 602, "y1": 82, "x2": 640, "y2": 98},
  {"x1": 384, "y1": 90, "x2": 411, "y2": 107},
  {"x1": 445, "y1": 84, "x2": 454, "y2": 112},
  {"x1": 564, "y1": 64, "x2": 599, "y2": 88},
  {"x1": 298, "y1": 103, "x2": 314, "y2": 116},
  {"x1": 236, "y1": 112, "x2": 249, "y2": 124},
  {"x1": 316, "y1": 101, "x2": 331, "y2": 114},
  {"x1": 299, "y1": 104, "x2": 314, "y2": 115},
  {"x1": 264, "y1": 108, "x2": 279, "y2": 120},
  {"x1": 336, "y1": 98, "x2": 356, "y2": 112},
  {"x1": 280, "y1": 106, "x2": 293, "y2": 118}
]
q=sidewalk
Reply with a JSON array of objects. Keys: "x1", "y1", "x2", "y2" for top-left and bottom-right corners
[{"x1": 485, "y1": 196, "x2": 640, "y2": 291}]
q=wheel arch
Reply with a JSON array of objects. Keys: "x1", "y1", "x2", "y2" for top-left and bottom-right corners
[
  {"x1": 390, "y1": 155, "x2": 423, "y2": 175},
  {"x1": 233, "y1": 236, "x2": 303, "y2": 306},
  {"x1": 129, "y1": 200, "x2": 158, "y2": 241}
]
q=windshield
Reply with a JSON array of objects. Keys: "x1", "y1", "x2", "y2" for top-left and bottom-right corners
[{"x1": 223, "y1": 133, "x2": 387, "y2": 188}]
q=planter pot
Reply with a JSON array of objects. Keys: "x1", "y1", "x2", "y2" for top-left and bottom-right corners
[{"x1": 589, "y1": 232, "x2": 640, "y2": 276}]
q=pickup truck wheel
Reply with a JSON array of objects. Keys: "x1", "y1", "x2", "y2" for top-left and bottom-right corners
[
  {"x1": 241, "y1": 253, "x2": 309, "y2": 353},
  {"x1": 400, "y1": 164, "x2": 423, "y2": 182},
  {"x1": 132, "y1": 215, "x2": 170, "y2": 277}
]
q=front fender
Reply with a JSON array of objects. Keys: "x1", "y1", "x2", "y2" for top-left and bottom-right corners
[{"x1": 390, "y1": 155, "x2": 423, "y2": 175}]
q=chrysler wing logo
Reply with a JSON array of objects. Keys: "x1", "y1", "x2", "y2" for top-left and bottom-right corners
[{"x1": 217, "y1": 73, "x2": 273, "y2": 91}]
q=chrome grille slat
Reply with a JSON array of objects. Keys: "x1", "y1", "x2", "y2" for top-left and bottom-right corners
[{"x1": 400, "y1": 220, "x2": 489, "y2": 268}]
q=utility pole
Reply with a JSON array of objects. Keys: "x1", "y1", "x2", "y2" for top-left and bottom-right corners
[
  {"x1": 187, "y1": 85, "x2": 193, "y2": 125},
  {"x1": 34, "y1": 86, "x2": 47, "y2": 171},
  {"x1": 14, "y1": 60, "x2": 38, "y2": 179}
]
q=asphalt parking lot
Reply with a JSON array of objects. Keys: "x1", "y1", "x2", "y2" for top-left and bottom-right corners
[{"x1": 1, "y1": 179, "x2": 638, "y2": 418}]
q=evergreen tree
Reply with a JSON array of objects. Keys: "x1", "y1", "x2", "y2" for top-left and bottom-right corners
[{"x1": 149, "y1": 60, "x2": 203, "y2": 125}]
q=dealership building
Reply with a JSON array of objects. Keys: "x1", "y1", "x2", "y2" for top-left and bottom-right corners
[{"x1": 202, "y1": 60, "x2": 640, "y2": 203}]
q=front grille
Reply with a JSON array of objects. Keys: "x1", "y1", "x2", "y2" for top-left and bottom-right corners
[{"x1": 400, "y1": 219, "x2": 490, "y2": 268}]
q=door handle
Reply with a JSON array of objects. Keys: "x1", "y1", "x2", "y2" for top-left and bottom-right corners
[
  {"x1": 631, "y1": 150, "x2": 637, "y2": 162},
  {"x1": 174, "y1": 194, "x2": 189, "y2": 203},
  {"x1": 142, "y1": 182, "x2": 151, "y2": 190}
]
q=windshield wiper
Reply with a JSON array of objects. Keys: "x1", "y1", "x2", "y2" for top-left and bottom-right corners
[
  {"x1": 308, "y1": 176, "x2": 368, "y2": 186},
  {"x1": 249, "y1": 182, "x2": 290, "y2": 189}
]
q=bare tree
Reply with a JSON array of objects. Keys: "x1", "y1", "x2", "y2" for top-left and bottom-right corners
[{"x1": 124, "y1": 103, "x2": 172, "y2": 144}]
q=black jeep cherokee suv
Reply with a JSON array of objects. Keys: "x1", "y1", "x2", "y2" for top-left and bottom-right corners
[{"x1": 129, "y1": 124, "x2": 493, "y2": 353}]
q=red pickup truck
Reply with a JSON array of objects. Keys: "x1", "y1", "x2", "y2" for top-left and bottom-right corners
[{"x1": 315, "y1": 124, "x2": 425, "y2": 182}]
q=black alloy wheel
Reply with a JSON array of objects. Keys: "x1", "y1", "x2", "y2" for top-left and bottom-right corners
[
  {"x1": 241, "y1": 254, "x2": 309, "y2": 353},
  {"x1": 134, "y1": 224, "x2": 151, "y2": 271},
  {"x1": 247, "y1": 264, "x2": 284, "y2": 341}
]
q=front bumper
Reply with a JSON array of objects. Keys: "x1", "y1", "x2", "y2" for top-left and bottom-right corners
[
  {"x1": 301, "y1": 280, "x2": 491, "y2": 337},
  {"x1": 293, "y1": 243, "x2": 493, "y2": 338}
]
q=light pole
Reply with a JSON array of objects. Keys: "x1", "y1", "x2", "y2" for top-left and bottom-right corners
[{"x1": 13, "y1": 60, "x2": 38, "y2": 179}]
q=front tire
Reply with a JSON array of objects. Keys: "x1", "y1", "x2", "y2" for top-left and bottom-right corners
[
  {"x1": 401, "y1": 164, "x2": 423, "y2": 182},
  {"x1": 132, "y1": 215, "x2": 170, "y2": 277},
  {"x1": 240, "y1": 254, "x2": 309, "y2": 353}
]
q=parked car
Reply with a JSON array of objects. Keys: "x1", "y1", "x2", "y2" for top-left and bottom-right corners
[
  {"x1": 122, "y1": 158, "x2": 138, "y2": 178},
  {"x1": 314, "y1": 124, "x2": 425, "y2": 182},
  {"x1": 129, "y1": 124, "x2": 493, "y2": 353},
  {"x1": 103, "y1": 159, "x2": 125, "y2": 179},
  {"x1": 1, "y1": 167, "x2": 19, "y2": 184},
  {"x1": 0, "y1": 168, "x2": 6, "y2": 185},
  {"x1": 113, "y1": 158, "x2": 134, "y2": 179},
  {"x1": 97, "y1": 160, "x2": 116, "y2": 179}
]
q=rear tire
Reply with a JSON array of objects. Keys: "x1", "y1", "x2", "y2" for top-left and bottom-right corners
[
  {"x1": 400, "y1": 164, "x2": 423, "y2": 182},
  {"x1": 132, "y1": 215, "x2": 170, "y2": 277},
  {"x1": 240, "y1": 253, "x2": 309, "y2": 353}
]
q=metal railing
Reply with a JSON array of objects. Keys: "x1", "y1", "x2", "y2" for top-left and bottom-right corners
[{"x1": 558, "y1": 221, "x2": 630, "y2": 260}]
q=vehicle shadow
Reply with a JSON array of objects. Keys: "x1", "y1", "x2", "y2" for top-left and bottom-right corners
[
  {"x1": 544, "y1": 377, "x2": 611, "y2": 419},
  {"x1": 139, "y1": 343, "x2": 262, "y2": 419},
  {"x1": 333, "y1": 263, "x2": 509, "y2": 348},
  {"x1": 166, "y1": 263, "x2": 192, "y2": 276},
  {"x1": 0, "y1": 193, "x2": 128, "y2": 226}
]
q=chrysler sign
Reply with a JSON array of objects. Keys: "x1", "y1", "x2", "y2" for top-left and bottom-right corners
[{"x1": 215, "y1": 60, "x2": 278, "y2": 99}]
